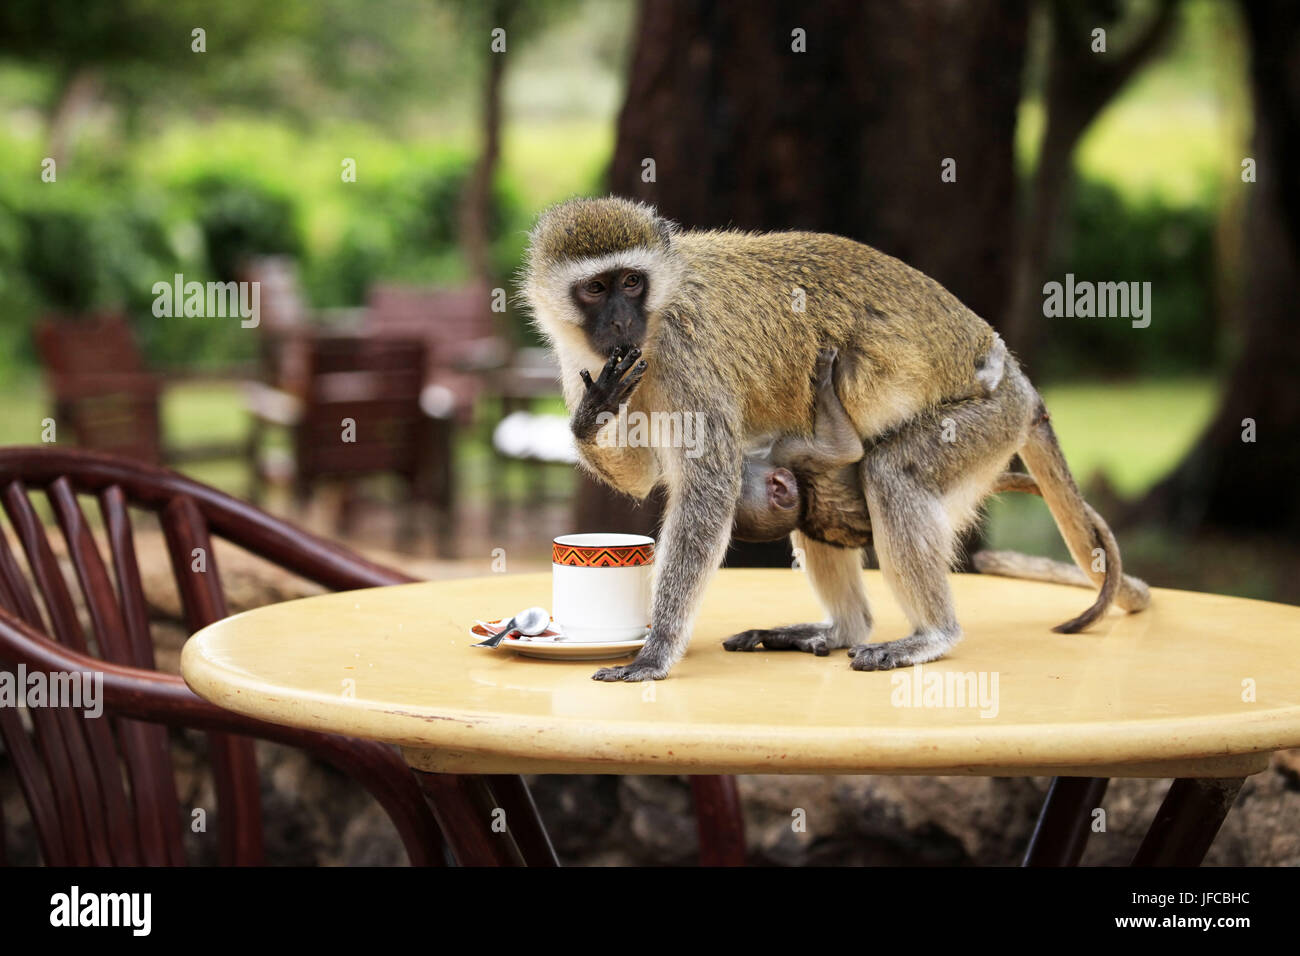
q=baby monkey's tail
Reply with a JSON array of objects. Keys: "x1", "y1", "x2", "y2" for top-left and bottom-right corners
[{"x1": 973, "y1": 470, "x2": 1151, "y2": 626}]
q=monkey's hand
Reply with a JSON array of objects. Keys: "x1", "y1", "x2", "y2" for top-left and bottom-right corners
[{"x1": 572, "y1": 346, "x2": 648, "y2": 442}]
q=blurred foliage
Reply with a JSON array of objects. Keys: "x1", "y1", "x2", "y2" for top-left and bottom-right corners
[
  {"x1": 0, "y1": 0, "x2": 1242, "y2": 383},
  {"x1": 304, "y1": 156, "x2": 527, "y2": 306},
  {"x1": 0, "y1": 142, "x2": 535, "y2": 371},
  {"x1": 1017, "y1": 0, "x2": 1246, "y2": 205},
  {"x1": 0, "y1": 0, "x2": 477, "y2": 130},
  {"x1": 1036, "y1": 177, "x2": 1218, "y2": 379},
  {"x1": 189, "y1": 176, "x2": 303, "y2": 281},
  {"x1": 0, "y1": 0, "x2": 617, "y2": 373}
]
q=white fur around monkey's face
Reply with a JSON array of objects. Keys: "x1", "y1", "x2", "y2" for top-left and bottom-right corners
[{"x1": 522, "y1": 196, "x2": 683, "y2": 358}]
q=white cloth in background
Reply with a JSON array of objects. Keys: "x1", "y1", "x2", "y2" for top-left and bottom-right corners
[{"x1": 492, "y1": 411, "x2": 578, "y2": 464}]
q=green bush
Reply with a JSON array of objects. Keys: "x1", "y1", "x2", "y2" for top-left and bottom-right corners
[
  {"x1": 18, "y1": 203, "x2": 105, "y2": 312},
  {"x1": 189, "y1": 175, "x2": 303, "y2": 281},
  {"x1": 302, "y1": 156, "x2": 529, "y2": 307},
  {"x1": 0, "y1": 202, "x2": 39, "y2": 375},
  {"x1": 11, "y1": 185, "x2": 186, "y2": 318},
  {"x1": 1, "y1": 182, "x2": 265, "y2": 370},
  {"x1": 1038, "y1": 177, "x2": 1218, "y2": 379}
]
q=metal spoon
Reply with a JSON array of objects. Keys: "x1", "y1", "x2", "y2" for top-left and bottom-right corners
[{"x1": 472, "y1": 606, "x2": 550, "y2": 648}]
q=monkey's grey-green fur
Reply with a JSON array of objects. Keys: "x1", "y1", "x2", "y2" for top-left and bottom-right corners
[{"x1": 523, "y1": 197, "x2": 1148, "y2": 681}]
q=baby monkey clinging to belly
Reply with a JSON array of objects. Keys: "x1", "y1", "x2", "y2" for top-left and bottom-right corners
[
  {"x1": 733, "y1": 346, "x2": 1010, "y2": 548},
  {"x1": 732, "y1": 347, "x2": 877, "y2": 548},
  {"x1": 730, "y1": 348, "x2": 1149, "y2": 638}
]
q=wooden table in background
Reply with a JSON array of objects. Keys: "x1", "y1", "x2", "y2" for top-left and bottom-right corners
[{"x1": 181, "y1": 570, "x2": 1300, "y2": 866}]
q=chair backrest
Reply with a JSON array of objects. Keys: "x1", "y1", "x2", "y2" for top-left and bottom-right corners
[
  {"x1": 238, "y1": 256, "x2": 310, "y2": 333},
  {"x1": 294, "y1": 335, "x2": 431, "y2": 482},
  {"x1": 0, "y1": 448, "x2": 411, "y2": 865},
  {"x1": 365, "y1": 281, "x2": 502, "y2": 367},
  {"x1": 35, "y1": 313, "x2": 148, "y2": 378},
  {"x1": 33, "y1": 315, "x2": 163, "y2": 463},
  {"x1": 238, "y1": 256, "x2": 315, "y2": 392}
]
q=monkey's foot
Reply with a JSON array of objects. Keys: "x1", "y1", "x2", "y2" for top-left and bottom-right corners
[
  {"x1": 592, "y1": 661, "x2": 669, "y2": 682},
  {"x1": 723, "y1": 623, "x2": 840, "y2": 656},
  {"x1": 848, "y1": 629, "x2": 960, "y2": 671}
]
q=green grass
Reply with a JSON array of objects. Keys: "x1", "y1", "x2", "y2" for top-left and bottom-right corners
[
  {"x1": 1037, "y1": 377, "x2": 1219, "y2": 496},
  {"x1": 983, "y1": 377, "x2": 1220, "y2": 561},
  {"x1": 0, "y1": 374, "x2": 47, "y2": 445}
]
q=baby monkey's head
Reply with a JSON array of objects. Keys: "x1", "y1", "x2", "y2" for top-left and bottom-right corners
[{"x1": 733, "y1": 459, "x2": 803, "y2": 542}]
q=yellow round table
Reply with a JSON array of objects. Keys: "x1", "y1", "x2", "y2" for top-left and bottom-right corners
[{"x1": 180, "y1": 569, "x2": 1300, "y2": 866}]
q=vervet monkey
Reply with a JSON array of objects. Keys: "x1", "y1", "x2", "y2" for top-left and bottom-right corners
[
  {"x1": 523, "y1": 196, "x2": 1147, "y2": 681},
  {"x1": 727, "y1": 348, "x2": 1150, "y2": 654}
]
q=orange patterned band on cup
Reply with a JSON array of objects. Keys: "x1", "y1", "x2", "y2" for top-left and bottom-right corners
[{"x1": 552, "y1": 542, "x2": 655, "y2": 568}]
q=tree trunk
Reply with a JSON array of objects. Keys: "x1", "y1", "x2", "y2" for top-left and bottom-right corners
[
  {"x1": 459, "y1": 1, "x2": 513, "y2": 286},
  {"x1": 611, "y1": 0, "x2": 1028, "y2": 326},
  {"x1": 1138, "y1": 0, "x2": 1300, "y2": 535},
  {"x1": 46, "y1": 66, "x2": 101, "y2": 168},
  {"x1": 1004, "y1": 0, "x2": 1178, "y2": 361},
  {"x1": 583, "y1": 0, "x2": 1030, "y2": 565}
]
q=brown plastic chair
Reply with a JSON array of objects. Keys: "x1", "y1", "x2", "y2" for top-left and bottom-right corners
[
  {"x1": 0, "y1": 448, "x2": 746, "y2": 866},
  {"x1": 0, "y1": 446, "x2": 447, "y2": 865},
  {"x1": 34, "y1": 314, "x2": 163, "y2": 464}
]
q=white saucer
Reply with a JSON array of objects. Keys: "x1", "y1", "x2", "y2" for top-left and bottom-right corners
[{"x1": 469, "y1": 620, "x2": 648, "y2": 661}]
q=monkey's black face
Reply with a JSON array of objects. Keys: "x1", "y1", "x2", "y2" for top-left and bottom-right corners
[{"x1": 572, "y1": 268, "x2": 649, "y2": 356}]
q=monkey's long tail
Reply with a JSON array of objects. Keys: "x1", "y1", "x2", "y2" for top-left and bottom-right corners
[
  {"x1": 975, "y1": 470, "x2": 1150, "y2": 612},
  {"x1": 1002, "y1": 410, "x2": 1151, "y2": 632}
]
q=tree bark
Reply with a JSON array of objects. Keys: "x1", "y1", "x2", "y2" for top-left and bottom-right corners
[
  {"x1": 1138, "y1": 0, "x2": 1300, "y2": 535},
  {"x1": 611, "y1": 0, "x2": 1028, "y2": 326},
  {"x1": 459, "y1": 0, "x2": 514, "y2": 286},
  {"x1": 1004, "y1": 0, "x2": 1178, "y2": 361},
  {"x1": 46, "y1": 66, "x2": 101, "y2": 168}
]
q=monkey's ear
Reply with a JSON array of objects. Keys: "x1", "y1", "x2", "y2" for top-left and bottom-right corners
[{"x1": 768, "y1": 468, "x2": 799, "y2": 510}]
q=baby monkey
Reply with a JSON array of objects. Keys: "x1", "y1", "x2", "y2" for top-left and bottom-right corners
[
  {"x1": 732, "y1": 347, "x2": 878, "y2": 549},
  {"x1": 729, "y1": 348, "x2": 1146, "y2": 654},
  {"x1": 733, "y1": 347, "x2": 1007, "y2": 548}
]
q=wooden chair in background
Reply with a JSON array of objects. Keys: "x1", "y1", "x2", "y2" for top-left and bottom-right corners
[
  {"x1": 34, "y1": 313, "x2": 250, "y2": 469},
  {"x1": 0, "y1": 447, "x2": 746, "y2": 866},
  {"x1": 366, "y1": 284, "x2": 508, "y2": 520},
  {"x1": 293, "y1": 334, "x2": 445, "y2": 548},
  {"x1": 486, "y1": 347, "x2": 576, "y2": 535},
  {"x1": 237, "y1": 256, "x2": 313, "y2": 393},
  {"x1": 246, "y1": 334, "x2": 451, "y2": 552},
  {"x1": 34, "y1": 314, "x2": 164, "y2": 464},
  {"x1": 364, "y1": 282, "x2": 509, "y2": 420}
]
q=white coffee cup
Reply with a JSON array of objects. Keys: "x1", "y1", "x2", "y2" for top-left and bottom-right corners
[{"x1": 552, "y1": 533, "x2": 654, "y2": 642}]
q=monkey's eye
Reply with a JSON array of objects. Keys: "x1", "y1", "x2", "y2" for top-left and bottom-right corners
[
  {"x1": 583, "y1": 279, "x2": 606, "y2": 296},
  {"x1": 623, "y1": 272, "x2": 642, "y2": 289}
]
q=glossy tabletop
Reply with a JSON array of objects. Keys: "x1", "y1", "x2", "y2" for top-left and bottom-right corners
[{"x1": 180, "y1": 570, "x2": 1300, "y2": 778}]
